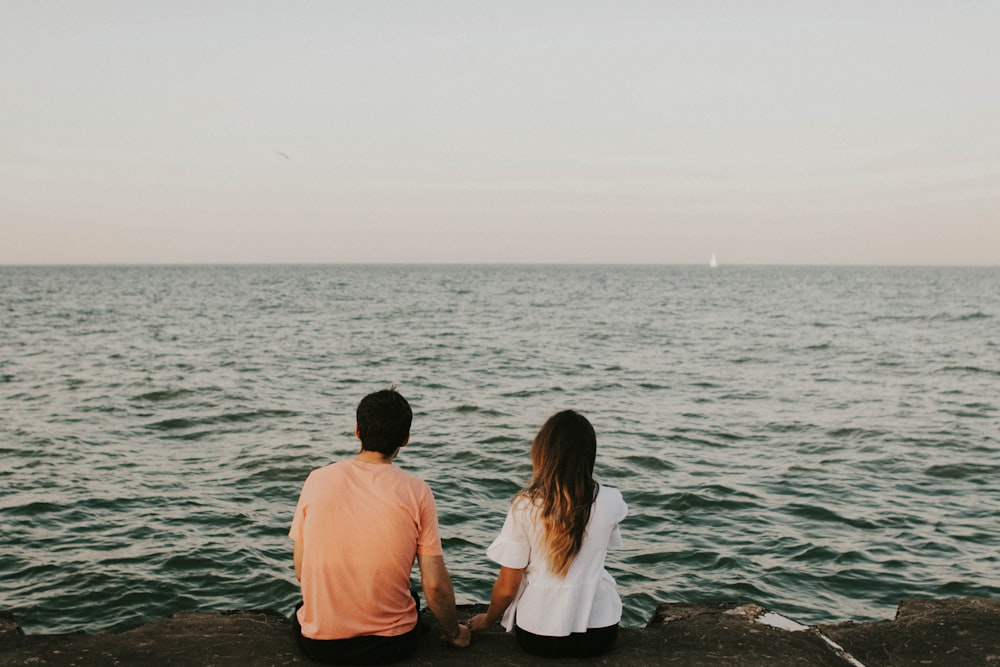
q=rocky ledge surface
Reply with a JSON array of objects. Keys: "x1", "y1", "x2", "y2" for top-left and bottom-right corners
[{"x1": 2, "y1": 598, "x2": 998, "y2": 666}]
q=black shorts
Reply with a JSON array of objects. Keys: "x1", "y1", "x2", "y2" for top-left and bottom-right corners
[
  {"x1": 290, "y1": 599, "x2": 420, "y2": 665},
  {"x1": 515, "y1": 622, "x2": 619, "y2": 658}
]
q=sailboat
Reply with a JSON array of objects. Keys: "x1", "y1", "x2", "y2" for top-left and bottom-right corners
[{"x1": 709, "y1": 253, "x2": 718, "y2": 268}]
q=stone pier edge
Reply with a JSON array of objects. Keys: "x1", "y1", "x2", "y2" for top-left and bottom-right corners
[{"x1": 2, "y1": 597, "x2": 999, "y2": 666}]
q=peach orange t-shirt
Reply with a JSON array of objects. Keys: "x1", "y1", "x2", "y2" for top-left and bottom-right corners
[{"x1": 289, "y1": 459, "x2": 443, "y2": 640}]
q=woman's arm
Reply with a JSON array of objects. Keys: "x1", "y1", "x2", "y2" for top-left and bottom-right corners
[{"x1": 466, "y1": 566, "x2": 524, "y2": 632}]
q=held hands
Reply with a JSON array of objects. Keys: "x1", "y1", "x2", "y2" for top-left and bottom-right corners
[
  {"x1": 446, "y1": 623, "x2": 472, "y2": 648},
  {"x1": 465, "y1": 613, "x2": 492, "y2": 633}
]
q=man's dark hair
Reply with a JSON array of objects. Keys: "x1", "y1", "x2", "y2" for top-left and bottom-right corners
[{"x1": 356, "y1": 388, "x2": 412, "y2": 455}]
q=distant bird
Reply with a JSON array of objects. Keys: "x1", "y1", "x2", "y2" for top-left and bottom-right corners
[{"x1": 276, "y1": 151, "x2": 291, "y2": 160}]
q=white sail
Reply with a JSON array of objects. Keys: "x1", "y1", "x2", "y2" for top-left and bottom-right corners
[{"x1": 709, "y1": 253, "x2": 718, "y2": 268}]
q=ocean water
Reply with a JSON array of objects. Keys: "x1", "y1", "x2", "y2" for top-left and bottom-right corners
[{"x1": 1, "y1": 264, "x2": 998, "y2": 635}]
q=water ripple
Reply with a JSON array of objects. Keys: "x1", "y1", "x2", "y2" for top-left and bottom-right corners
[{"x1": 2, "y1": 264, "x2": 998, "y2": 634}]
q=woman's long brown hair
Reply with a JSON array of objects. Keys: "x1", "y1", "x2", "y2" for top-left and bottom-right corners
[{"x1": 520, "y1": 410, "x2": 598, "y2": 578}]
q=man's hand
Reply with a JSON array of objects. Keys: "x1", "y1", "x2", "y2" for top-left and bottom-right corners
[
  {"x1": 418, "y1": 554, "x2": 471, "y2": 648},
  {"x1": 445, "y1": 623, "x2": 472, "y2": 647}
]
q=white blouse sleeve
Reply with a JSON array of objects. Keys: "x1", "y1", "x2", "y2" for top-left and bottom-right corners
[
  {"x1": 486, "y1": 505, "x2": 531, "y2": 568},
  {"x1": 608, "y1": 523, "x2": 623, "y2": 549},
  {"x1": 606, "y1": 488, "x2": 628, "y2": 548}
]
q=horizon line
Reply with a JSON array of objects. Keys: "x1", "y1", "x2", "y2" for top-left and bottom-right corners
[{"x1": 2, "y1": 261, "x2": 997, "y2": 269}]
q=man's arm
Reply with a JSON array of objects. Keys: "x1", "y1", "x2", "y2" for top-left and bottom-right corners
[
  {"x1": 293, "y1": 539, "x2": 303, "y2": 582},
  {"x1": 416, "y1": 553, "x2": 471, "y2": 648}
]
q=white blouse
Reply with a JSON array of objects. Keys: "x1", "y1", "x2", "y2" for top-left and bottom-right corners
[{"x1": 486, "y1": 485, "x2": 628, "y2": 636}]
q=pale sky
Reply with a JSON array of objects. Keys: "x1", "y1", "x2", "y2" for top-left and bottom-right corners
[{"x1": 2, "y1": 1, "x2": 998, "y2": 265}]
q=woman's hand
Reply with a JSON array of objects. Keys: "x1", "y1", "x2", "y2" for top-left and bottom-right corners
[
  {"x1": 466, "y1": 613, "x2": 492, "y2": 632},
  {"x1": 467, "y1": 567, "x2": 523, "y2": 633}
]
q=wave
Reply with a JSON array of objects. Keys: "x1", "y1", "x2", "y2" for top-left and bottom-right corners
[
  {"x1": 661, "y1": 488, "x2": 761, "y2": 512},
  {"x1": 637, "y1": 382, "x2": 669, "y2": 390},
  {"x1": 4, "y1": 501, "x2": 63, "y2": 517},
  {"x1": 145, "y1": 409, "x2": 300, "y2": 431},
  {"x1": 826, "y1": 427, "x2": 887, "y2": 440},
  {"x1": 621, "y1": 454, "x2": 676, "y2": 472},
  {"x1": 500, "y1": 387, "x2": 565, "y2": 398},
  {"x1": 780, "y1": 503, "x2": 879, "y2": 530},
  {"x1": 924, "y1": 462, "x2": 999, "y2": 481},
  {"x1": 938, "y1": 365, "x2": 1000, "y2": 377},
  {"x1": 131, "y1": 387, "x2": 221, "y2": 402},
  {"x1": 478, "y1": 434, "x2": 521, "y2": 444},
  {"x1": 453, "y1": 404, "x2": 506, "y2": 416},
  {"x1": 933, "y1": 311, "x2": 993, "y2": 321}
]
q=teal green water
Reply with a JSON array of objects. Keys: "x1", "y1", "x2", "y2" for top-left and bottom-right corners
[{"x1": 2, "y1": 265, "x2": 998, "y2": 634}]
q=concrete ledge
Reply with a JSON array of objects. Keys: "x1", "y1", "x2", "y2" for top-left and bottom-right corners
[{"x1": 1, "y1": 598, "x2": 997, "y2": 666}]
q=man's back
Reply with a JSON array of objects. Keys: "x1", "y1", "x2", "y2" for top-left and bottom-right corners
[{"x1": 290, "y1": 459, "x2": 442, "y2": 640}]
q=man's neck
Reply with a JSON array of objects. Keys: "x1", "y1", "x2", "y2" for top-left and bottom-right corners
[{"x1": 355, "y1": 449, "x2": 396, "y2": 464}]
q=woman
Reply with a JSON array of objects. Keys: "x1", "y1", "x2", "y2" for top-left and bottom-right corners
[{"x1": 467, "y1": 410, "x2": 628, "y2": 657}]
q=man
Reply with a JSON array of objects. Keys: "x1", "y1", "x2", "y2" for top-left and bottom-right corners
[{"x1": 289, "y1": 388, "x2": 471, "y2": 664}]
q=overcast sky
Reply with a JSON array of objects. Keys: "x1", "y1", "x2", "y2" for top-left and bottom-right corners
[{"x1": 3, "y1": 1, "x2": 998, "y2": 265}]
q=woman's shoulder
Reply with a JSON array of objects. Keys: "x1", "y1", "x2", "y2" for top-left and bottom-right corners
[
  {"x1": 510, "y1": 493, "x2": 538, "y2": 514},
  {"x1": 597, "y1": 483, "x2": 623, "y2": 501}
]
